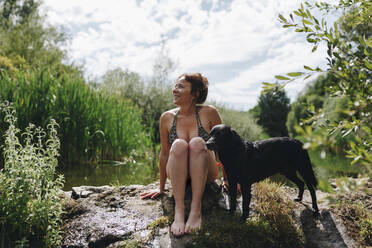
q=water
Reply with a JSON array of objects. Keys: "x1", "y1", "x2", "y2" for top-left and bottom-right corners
[
  {"x1": 58, "y1": 151, "x2": 359, "y2": 192},
  {"x1": 58, "y1": 161, "x2": 158, "y2": 191}
]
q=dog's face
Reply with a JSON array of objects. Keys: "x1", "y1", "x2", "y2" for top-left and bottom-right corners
[{"x1": 206, "y1": 124, "x2": 240, "y2": 151}]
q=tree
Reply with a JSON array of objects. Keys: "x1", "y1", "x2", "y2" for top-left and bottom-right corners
[
  {"x1": 0, "y1": 0, "x2": 39, "y2": 28},
  {"x1": 257, "y1": 88, "x2": 290, "y2": 137},
  {"x1": 286, "y1": 73, "x2": 336, "y2": 137},
  {"x1": 270, "y1": 0, "x2": 371, "y2": 170},
  {"x1": 0, "y1": 0, "x2": 68, "y2": 70}
]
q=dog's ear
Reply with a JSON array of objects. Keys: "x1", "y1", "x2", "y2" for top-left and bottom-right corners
[
  {"x1": 230, "y1": 128, "x2": 243, "y2": 146},
  {"x1": 231, "y1": 128, "x2": 238, "y2": 136}
]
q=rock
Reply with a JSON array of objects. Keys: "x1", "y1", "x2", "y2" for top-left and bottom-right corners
[
  {"x1": 61, "y1": 179, "x2": 368, "y2": 248},
  {"x1": 62, "y1": 182, "x2": 222, "y2": 248}
]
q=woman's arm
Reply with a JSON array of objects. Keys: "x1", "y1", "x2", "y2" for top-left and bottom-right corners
[
  {"x1": 141, "y1": 112, "x2": 171, "y2": 199},
  {"x1": 208, "y1": 105, "x2": 222, "y2": 128}
]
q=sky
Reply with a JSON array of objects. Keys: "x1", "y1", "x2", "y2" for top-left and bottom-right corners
[{"x1": 41, "y1": 0, "x2": 338, "y2": 111}]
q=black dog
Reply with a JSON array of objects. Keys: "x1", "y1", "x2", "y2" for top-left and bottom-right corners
[{"x1": 206, "y1": 124, "x2": 319, "y2": 222}]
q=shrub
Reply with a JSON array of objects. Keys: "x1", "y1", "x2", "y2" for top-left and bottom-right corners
[
  {"x1": 0, "y1": 102, "x2": 64, "y2": 247},
  {"x1": 216, "y1": 105, "x2": 266, "y2": 141}
]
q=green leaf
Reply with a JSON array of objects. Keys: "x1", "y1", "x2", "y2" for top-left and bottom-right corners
[
  {"x1": 262, "y1": 82, "x2": 277, "y2": 87},
  {"x1": 303, "y1": 20, "x2": 313, "y2": 25},
  {"x1": 278, "y1": 14, "x2": 287, "y2": 23},
  {"x1": 351, "y1": 155, "x2": 361, "y2": 165},
  {"x1": 287, "y1": 72, "x2": 304, "y2": 77},
  {"x1": 294, "y1": 10, "x2": 302, "y2": 17},
  {"x1": 303, "y1": 74, "x2": 311, "y2": 80},
  {"x1": 366, "y1": 38, "x2": 372, "y2": 48},
  {"x1": 304, "y1": 65, "x2": 313, "y2": 71},
  {"x1": 312, "y1": 45, "x2": 318, "y2": 52},
  {"x1": 307, "y1": 37, "x2": 317, "y2": 43},
  {"x1": 275, "y1": 75, "x2": 290, "y2": 80},
  {"x1": 314, "y1": 17, "x2": 319, "y2": 25}
]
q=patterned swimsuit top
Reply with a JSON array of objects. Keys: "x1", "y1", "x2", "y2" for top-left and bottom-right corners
[{"x1": 168, "y1": 106, "x2": 211, "y2": 144}]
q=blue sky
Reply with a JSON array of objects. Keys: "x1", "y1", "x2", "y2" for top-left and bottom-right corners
[{"x1": 41, "y1": 0, "x2": 338, "y2": 110}]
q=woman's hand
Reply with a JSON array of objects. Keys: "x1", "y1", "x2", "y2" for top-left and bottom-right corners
[{"x1": 140, "y1": 190, "x2": 164, "y2": 199}]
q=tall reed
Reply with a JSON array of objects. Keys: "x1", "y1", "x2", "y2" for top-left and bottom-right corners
[{"x1": 0, "y1": 69, "x2": 151, "y2": 165}]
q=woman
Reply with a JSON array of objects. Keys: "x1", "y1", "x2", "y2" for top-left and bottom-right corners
[{"x1": 141, "y1": 73, "x2": 222, "y2": 236}]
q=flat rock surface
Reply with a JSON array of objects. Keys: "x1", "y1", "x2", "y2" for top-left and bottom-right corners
[{"x1": 61, "y1": 179, "x2": 371, "y2": 248}]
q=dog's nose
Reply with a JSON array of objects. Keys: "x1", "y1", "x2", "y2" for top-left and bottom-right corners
[{"x1": 206, "y1": 141, "x2": 215, "y2": 150}]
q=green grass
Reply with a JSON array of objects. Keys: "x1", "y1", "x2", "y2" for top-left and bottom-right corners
[{"x1": 308, "y1": 149, "x2": 359, "y2": 192}]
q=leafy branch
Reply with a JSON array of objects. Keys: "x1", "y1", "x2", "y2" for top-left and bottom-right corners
[{"x1": 264, "y1": 0, "x2": 372, "y2": 170}]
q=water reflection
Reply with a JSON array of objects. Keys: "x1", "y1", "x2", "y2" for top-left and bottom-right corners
[{"x1": 58, "y1": 162, "x2": 158, "y2": 191}]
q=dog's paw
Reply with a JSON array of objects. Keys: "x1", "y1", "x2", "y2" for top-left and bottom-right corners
[
  {"x1": 312, "y1": 210, "x2": 320, "y2": 218},
  {"x1": 239, "y1": 216, "x2": 248, "y2": 223}
]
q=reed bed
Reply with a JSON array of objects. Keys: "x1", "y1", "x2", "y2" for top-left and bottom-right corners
[{"x1": 0, "y1": 69, "x2": 151, "y2": 166}]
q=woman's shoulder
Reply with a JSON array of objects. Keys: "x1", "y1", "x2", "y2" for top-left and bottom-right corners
[
  {"x1": 160, "y1": 108, "x2": 179, "y2": 121},
  {"x1": 198, "y1": 104, "x2": 218, "y2": 114}
]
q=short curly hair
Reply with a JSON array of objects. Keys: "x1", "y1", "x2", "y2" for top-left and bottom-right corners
[{"x1": 178, "y1": 73, "x2": 209, "y2": 104}]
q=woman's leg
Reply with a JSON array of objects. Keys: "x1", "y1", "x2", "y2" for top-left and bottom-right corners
[
  {"x1": 185, "y1": 137, "x2": 218, "y2": 233},
  {"x1": 166, "y1": 139, "x2": 189, "y2": 236}
]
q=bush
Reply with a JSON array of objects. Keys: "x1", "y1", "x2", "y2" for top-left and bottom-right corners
[
  {"x1": 0, "y1": 102, "x2": 64, "y2": 247},
  {"x1": 216, "y1": 105, "x2": 266, "y2": 141}
]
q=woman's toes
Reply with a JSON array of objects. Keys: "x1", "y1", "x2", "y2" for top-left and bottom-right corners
[{"x1": 171, "y1": 221, "x2": 185, "y2": 236}]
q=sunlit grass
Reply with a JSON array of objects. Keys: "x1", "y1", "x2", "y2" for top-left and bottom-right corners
[{"x1": 189, "y1": 180, "x2": 304, "y2": 248}]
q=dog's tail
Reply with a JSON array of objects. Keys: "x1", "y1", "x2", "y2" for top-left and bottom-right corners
[{"x1": 299, "y1": 149, "x2": 318, "y2": 187}]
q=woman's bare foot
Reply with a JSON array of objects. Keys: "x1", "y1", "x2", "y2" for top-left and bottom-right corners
[
  {"x1": 185, "y1": 209, "x2": 202, "y2": 234},
  {"x1": 171, "y1": 206, "x2": 185, "y2": 236}
]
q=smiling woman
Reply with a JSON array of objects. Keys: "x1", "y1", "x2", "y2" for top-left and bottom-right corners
[{"x1": 141, "y1": 72, "x2": 223, "y2": 236}]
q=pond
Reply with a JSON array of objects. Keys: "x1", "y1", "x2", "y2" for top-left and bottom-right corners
[
  {"x1": 58, "y1": 150, "x2": 359, "y2": 193},
  {"x1": 59, "y1": 161, "x2": 158, "y2": 191}
]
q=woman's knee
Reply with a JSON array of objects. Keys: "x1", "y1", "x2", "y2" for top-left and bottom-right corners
[
  {"x1": 189, "y1": 137, "x2": 207, "y2": 155},
  {"x1": 169, "y1": 139, "x2": 188, "y2": 157}
]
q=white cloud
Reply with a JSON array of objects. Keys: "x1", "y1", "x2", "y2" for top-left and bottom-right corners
[{"x1": 42, "y1": 0, "x2": 336, "y2": 110}]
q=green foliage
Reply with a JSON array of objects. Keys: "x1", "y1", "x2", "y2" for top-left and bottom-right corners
[
  {"x1": 257, "y1": 88, "x2": 290, "y2": 137},
  {"x1": 0, "y1": 0, "x2": 39, "y2": 27},
  {"x1": 0, "y1": 0, "x2": 68, "y2": 71},
  {"x1": 0, "y1": 69, "x2": 151, "y2": 165},
  {"x1": 0, "y1": 55, "x2": 16, "y2": 72},
  {"x1": 272, "y1": 0, "x2": 372, "y2": 170},
  {"x1": 100, "y1": 68, "x2": 174, "y2": 144},
  {"x1": 216, "y1": 104, "x2": 266, "y2": 141},
  {"x1": 0, "y1": 102, "x2": 64, "y2": 247},
  {"x1": 286, "y1": 73, "x2": 335, "y2": 137}
]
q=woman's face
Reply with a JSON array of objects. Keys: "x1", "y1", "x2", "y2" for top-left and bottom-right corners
[{"x1": 172, "y1": 77, "x2": 196, "y2": 105}]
